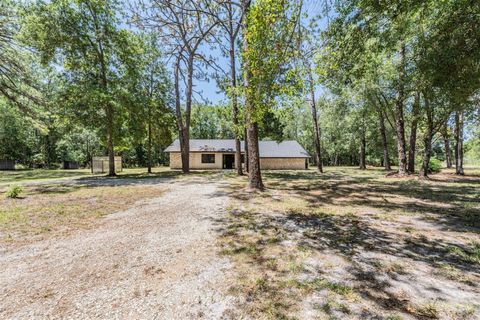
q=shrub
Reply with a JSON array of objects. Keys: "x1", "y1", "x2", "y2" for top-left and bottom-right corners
[
  {"x1": 6, "y1": 185, "x2": 23, "y2": 198},
  {"x1": 428, "y1": 157, "x2": 442, "y2": 173}
]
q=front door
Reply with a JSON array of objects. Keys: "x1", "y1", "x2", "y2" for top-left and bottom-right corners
[{"x1": 223, "y1": 154, "x2": 235, "y2": 169}]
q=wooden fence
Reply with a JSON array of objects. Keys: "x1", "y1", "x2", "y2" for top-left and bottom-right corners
[{"x1": 0, "y1": 159, "x2": 15, "y2": 170}]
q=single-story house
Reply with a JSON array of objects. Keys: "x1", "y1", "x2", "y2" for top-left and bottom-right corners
[{"x1": 165, "y1": 139, "x2": 310, "y2": 170}]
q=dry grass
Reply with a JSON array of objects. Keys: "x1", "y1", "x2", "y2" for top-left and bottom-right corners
[
  {"x1": 221, "y1": 167, "x2": 480, "y2": 319},
  {"x1": 0, "y1": 183, "x2": 165, "y2": 245}
]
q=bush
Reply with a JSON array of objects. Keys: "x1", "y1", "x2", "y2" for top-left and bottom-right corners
[
  {"x1": 6, "y1": 185, "x2": 23, "y2": 198},
  {"x1": 428, "y1": 157, "x2": 442, "y2": 173}
]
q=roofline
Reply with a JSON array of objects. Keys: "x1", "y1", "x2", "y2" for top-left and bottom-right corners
[{"x1": 165, "y1": 151, "x2": 309, "y2": 158}]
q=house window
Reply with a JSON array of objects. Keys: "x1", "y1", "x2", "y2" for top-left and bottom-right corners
[{"x1": 201, "y1": 154, "x2": 215, "y2": 163}]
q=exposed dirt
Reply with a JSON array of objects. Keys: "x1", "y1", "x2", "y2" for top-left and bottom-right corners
[{"x1": 0, "y1": 176, "x2": 237, "y2": 319}]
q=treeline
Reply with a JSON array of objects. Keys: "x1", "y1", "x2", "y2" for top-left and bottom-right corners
[{"x1": 1, "y1": 0, "x2": 479, "y2": 189}]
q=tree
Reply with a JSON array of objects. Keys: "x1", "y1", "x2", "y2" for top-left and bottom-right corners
[
  {"x1": 119, "y1": 34, "x2": 174, "y2": 173},
  {"x1": 24, "y1": 0, "x2": 139, "y2": 176},
  {"x1": 134, "y1": 0, "x2": 218, "y2": 173},
  {"x1": 212, "y1": 0, "x2": 245, "y2": 175},
  {"x1": 242, "y1": 0, "x2": 301, "y2": 189}
]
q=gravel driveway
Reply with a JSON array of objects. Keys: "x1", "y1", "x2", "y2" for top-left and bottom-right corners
[{"x1": 0, "y1": 176, "x2": 236, "y2": 319}]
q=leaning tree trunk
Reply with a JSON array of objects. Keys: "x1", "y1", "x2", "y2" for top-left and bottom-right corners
[
  {"x1": 229, "y1": 33, "x2": 243, "y2": 176},
  {"x1": 394, "y1": 43, "x2": 408, "y2": 175},
  {"x1": 455, "y1": 111, "x2": 464, "y2": 175},
  {"x1": 307, "y1": 64, "x2": 323, "y2": 173},
  {"x1": 408, "y1": 92, "x2": 420, "y2": 173},
  {"x1": 378, "y1": 110, "x2": 391, "y2": 170}
]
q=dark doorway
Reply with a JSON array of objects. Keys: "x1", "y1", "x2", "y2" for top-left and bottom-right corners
[{"x1": 223, "y1": 154, "x2": 235, "y2": 169}]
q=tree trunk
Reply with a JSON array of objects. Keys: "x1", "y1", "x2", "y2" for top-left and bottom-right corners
[
  {"x1": 147, "y1": 116, "x2": 152, "y2": 174},
  {"x1": 242, "y1": 0, "x2": 263, "y2": 190},
  {"x1": 246, "y1": 121, "x2": 263, "y2": 190},
  {"x1": 359, "y1": 129, "x2": 366, "y2": 170},
  {"x1": 378, "y1": 110, "x2": 391, "y2": 170},
  {"x1": 455, "y1": 111, "x2": 464, "y2": 175},
  {"x1": 307, "y1": 64, "x2": 323, "y2": 173},
  {"x1": 420, "y1": 99, "x2": 433, "y2": 178},
  {"x1": 174, "y1": 58, "x2": 190, "y2": 173},
  {"x1": 408, "y1": 92, "x2": 420, "y2": 173},
  {"x1": 394, "y1": 43, "x2": 408, "y2": 175},
  {"x1": 244, "y1": 127, "x2": 249, "y2": 173},
  {"x1": 442, "y1": 122, "x2": 452, "y2": 169},
  {"x1": 106, "y1": 103, "x2": 115, "y2": 176},
  {"x1": 229, "y1": 32, "x2": 243, "y2": 175}
]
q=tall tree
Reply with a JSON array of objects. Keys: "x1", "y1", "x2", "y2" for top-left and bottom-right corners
[
  {"x1": 24, "y1": 0, "x2": 138, "y2": 176},
  {"x1": 212, "y1": 0, "x2": 244, "y2": 175},
  {"x1": 134, "y1": 0, "x2": 218, "y2": 173},
  {"x1": 242, "y1": 0, "x2": 301, "y2": 189}
]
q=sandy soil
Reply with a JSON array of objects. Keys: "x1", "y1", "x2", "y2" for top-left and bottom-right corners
[{"x1": 0, "y1": 176, "x2": 236, "y2": 319}]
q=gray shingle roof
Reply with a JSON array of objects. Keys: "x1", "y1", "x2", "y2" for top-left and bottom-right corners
[{"x1": 165, "y1": 139, "x2": 310, "y2": 158}]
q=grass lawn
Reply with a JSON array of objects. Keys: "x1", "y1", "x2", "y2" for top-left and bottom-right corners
[
  {"x1": 0, "y1": 167, "x2": 217, "y2": 246},
  {"x1": 221, "y1": 166, "x2": 480, "y2": 319}
]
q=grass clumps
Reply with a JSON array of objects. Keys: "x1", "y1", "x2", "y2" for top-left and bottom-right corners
[{"x1": 6, "y1": 185, "x2": 23, "y2": 198}]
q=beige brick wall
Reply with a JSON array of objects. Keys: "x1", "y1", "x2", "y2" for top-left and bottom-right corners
[
  {"x1": 170, "y1": 152, "x2": 306, "y2": 170},
  {"x1": 169, "y1": 152, "x2": 238, "y2": 169},
  {"x1": 260, "y1": 157, "x2": 306, "y2": 170}
]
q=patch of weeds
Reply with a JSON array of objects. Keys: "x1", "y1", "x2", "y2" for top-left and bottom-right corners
[
  {"x1": 415, "y1": 301, "x2": 440, "y2": 319},
  {"x1": 433, "y1": 263, "x2": 475, "y2": 285},
  {"x1": 290, "y1": 278, "x2": 354, "y2": 298},
  {"x1": 454, "y1": 305, "x2": 476, "y2": 320},
  {"x1": 372, "y1": 260, "x2": 407, "y2": 275},
  {"x1": 6, "y1": 185, "x2": 23, "y2": 198},
  {"x1": 0, "y1": 208, "x2": 25, "y2": 224},
  {"x1": 318, "y1": 298, "x2": 351, "y2": 316},
  {"x1": 447, "y1": 242, "x2": 480, "y2": 264},
  {"x1": 324, "y1": 281, "x2": 354, "y2": 296},
  {"x1": 385, "y1": 315, "x2": 403, "y2": 320}
]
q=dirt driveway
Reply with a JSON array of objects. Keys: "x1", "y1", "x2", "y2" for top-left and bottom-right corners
[{"x1": 0, "y1": 176, "x2": 236, "y2": 319}]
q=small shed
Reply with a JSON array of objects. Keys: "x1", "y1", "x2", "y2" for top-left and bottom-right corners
[
  {"x1": 0, "y1": 159, "x2": 15, "y2": 170},
  {"x1": 63, "y1": 161, "x2": 79, "y2": 169},
  {"x1": 92, "y1": 156, "x2": 122, "y2": 173}
]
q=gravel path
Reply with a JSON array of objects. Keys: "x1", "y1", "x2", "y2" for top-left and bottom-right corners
[{"x1": 0, "y1": 177, "x2": 235, "y2": 319}]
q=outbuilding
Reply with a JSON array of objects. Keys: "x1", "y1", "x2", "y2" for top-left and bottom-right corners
[{"x1": 165, "y1": 139, "x2": 309, "y2": 170}]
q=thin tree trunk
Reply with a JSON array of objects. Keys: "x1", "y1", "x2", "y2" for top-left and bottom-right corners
[
  {"x1": 307, "y1": 64, "x2": 323, "y2": 173},
  {"x1": 420, "y1": 98, "x2": 433, "y2": 178},
  {"x1": 408, "y1": 92, "x2": 420, "y2": 173},
  {"x1": 441, "y1": 122, "x2": 452, "y2": 168},
  {"x1": 229, "y1": 31, "x2": 243, "y2": 175},
  {"x1": 455, "y1": 111, "x2": 464, "y2": 175},
  {"x1": 106, "y1": 103, "x2": 115, "y2": 176},
  {"x1": 378, "y1": 110, "x2": 391, "y2": 170},
  {"x1": 244, "y1": 127, "x2": 249, "y2": 173},
  {"x1": 359, "y1": 129, "x2": 366, "y2": 170},
  {"x1": 147, "y1": 116, "x2": 152, "y2": 174},
  {"x1": 394, "y1": 43, "x2": 408, "y2": 175}
]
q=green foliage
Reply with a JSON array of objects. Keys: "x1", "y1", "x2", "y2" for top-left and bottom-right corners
[
  {"x1": 243, "y1": 0, "x2": 301, "y2": 123},
  {"x1": 6, "y1": 185, "x2": 23, "y2": 198},
  {"x1": 428, "y1": 157, "x2": 442, "y2": 173}
]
